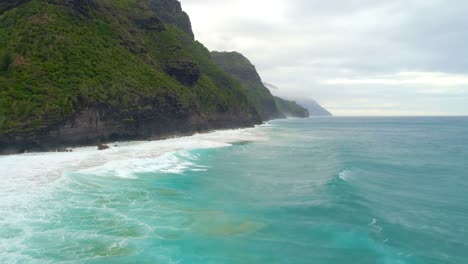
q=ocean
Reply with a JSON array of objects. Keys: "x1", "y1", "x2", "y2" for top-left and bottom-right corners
[{"x1": 0, "y1": 117, "x2": 467, "y2": 263}]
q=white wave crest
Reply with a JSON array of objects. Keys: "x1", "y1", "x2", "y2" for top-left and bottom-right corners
[
  {"x1": 0, "y1": 126, "x2": 269, "y2": 261},
  {"x1": 0, "y1": 126, "x2": 268, "y2": 197},
  {"x1": 338, "y1": 170, "x2": 353, "y2": 181},
  {"x1": 77, "y1": 151, "x2": 197, "y2": 179}
]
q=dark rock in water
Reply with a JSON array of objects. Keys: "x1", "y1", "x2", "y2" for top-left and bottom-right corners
[
  {"x1": 97, "y1": 144, "x2": 109, "y2": 150},
  {"x1": 54, "y1": 148, "x2": 73, "y2": 152}
]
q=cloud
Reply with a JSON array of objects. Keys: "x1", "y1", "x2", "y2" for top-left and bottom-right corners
[
  {"x1": 321, "y1": 72, "x2": 468, "y2": 87},
  {"x1": 179, "y1": 0, "x2": 468, "y2": 115}
]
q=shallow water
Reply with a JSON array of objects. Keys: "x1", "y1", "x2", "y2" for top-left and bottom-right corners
[{"x1": 1, "y1": 117, "x2": 467, "y2": 263}]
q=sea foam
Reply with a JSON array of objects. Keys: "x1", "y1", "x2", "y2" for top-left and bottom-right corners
[
  {"x1": 0, "y1": 126, "x2": 268, "y2": 209},
  {"x1": 0, "y1": 126, "x2": 268, "y2": 262},
  {"x1": 338, "y1": 170, "x2": 353, "y2": 181},
  {"x1": 0, "y1": 125, "x2": 266, "y2": 181}
]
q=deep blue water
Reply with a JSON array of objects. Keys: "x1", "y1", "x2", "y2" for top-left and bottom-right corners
[{"x1": 1, "y1": 117, "x2": 467, "y2": 263}]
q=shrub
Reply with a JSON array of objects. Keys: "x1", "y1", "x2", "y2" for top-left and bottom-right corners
[{"x1": 1, "y1": 52, "x2": 13, "y2": 72}]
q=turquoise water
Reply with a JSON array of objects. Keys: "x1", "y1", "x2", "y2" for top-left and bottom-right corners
[{"x1": 1, "y1": 117, "x2": 468, "y2": 263}]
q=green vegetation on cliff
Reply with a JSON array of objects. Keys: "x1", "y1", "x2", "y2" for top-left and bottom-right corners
[
  {"x1": 210, "y1": 51, "x2": 284, "y2": 121},
  {"x1": 274, "y1": 97, "x2": 309, "y2": 118},
  {"x1": 0, "y1": 0, "x2": 259, "y2": 143}
]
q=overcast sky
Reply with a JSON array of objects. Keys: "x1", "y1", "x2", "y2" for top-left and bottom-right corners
[{"x1": 179, "y1": 0, "x2": 468, "y2": 116}]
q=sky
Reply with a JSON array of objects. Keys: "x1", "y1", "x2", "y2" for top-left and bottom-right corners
[{"x1": 179, "y1": 0, "x2": 468, "y2": 116}]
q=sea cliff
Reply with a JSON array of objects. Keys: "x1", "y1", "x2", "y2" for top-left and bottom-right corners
[{"x1": 0, "y1": 0, "x2": 261, "y2": 153}]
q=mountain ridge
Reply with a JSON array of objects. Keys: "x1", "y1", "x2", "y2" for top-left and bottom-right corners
[
  {"x1": 0, "y1": 0, "x2": 261, "y2": 153},
  {"x1": 0, "y1": 0, "x2": 315, "y2": 154},
  {"x1": 210, "y1": 51, "x2": 285, "y2": 120},
  {"x1": 295, "y1": 98, "x2": 332, "y2": 116},
  {"x1": 274, "y1": 96, "x2": 309, "y2": 118}
]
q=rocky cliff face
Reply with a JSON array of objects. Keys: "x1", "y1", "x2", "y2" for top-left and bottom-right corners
[
  {"x1": 210, "y1": 51, "x2": 284, "y2": 121},
  {"x1": 0, "y1": 0, "x2": 260, "y2": 154},
  {"x1": 0, "y1": 0, "x2": 30, "y2": 14},
  {"x1": 274, "y1": 97, "x2": 310, "y2": 118},
  {"x1": 0, "y1": 101, "x2": 256, "y2": 154},
  {"x1": 148, "y1": 0, "x2": 194, "y2": 39},
  {"x1": 211, "y1": 52, "x2": 262, "y2": 83}
]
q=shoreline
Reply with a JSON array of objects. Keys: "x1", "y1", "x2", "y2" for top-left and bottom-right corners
[
  {"x1": 0, "y1": 115, "x2": 264, "y2": 155},
  {"x1": 0, "y1": 116, "x2": 317, "y2": 156},
  {"x1": 0, "y1": 121, "x2": 273, "y2": 157},
  {"x1": 0, "y1": 123, "x2": 269, "y2": 182}
]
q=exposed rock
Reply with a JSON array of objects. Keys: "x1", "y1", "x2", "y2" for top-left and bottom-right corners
[
  {"x1": 211, "y1": 51, "x2": 262, "y2": 83},
  {"x1": 0, "y1": 0, "x2": 261, "y2": 155},
  {"x1": 59, "y1": 0, "x2": 97, "y2": 16},
  {"x1": 148, "y1": 0, "x2": 194, "y2": 39},
  {"x1": 28, "y1": 14, "x2": 52, "y2": 26},
  {"x1": 53, "y1": 148, "x2": 73, "y2": 152},
  {"x1": 97, "y1": 144, "x2": 109, "y2": 150},
  {"x1": 0, "y1": 0, "x2": 30, "y2": 14},
  {"x1": 120, "y1": 39, "x2": 147, "y2": 55},
  {"x1": 12, "y1": 55, "x2": 28, "y2": 66},
  {"x1": 134, "y1": 16, "x2": 165, "y2": 31},
  {"x1": 165, "y1": 58, "x2": 200, "y2": 86},
  {"x1": 0, "y1": 98, "x2": 259, "y2": 154}
]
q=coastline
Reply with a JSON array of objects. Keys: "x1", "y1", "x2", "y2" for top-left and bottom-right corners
[
  {"x1": 0, "y1": 121, "x2": 270, "y2": 263},
  {"x1": 0, "y1": 113, "x2": 263, "y2": 155},
  {"x1": 0, "y1": 123, "x2": 269, "y2": 183},
  {"x1": 0, "y1": 120, "x2": 272, "y2": 157}
]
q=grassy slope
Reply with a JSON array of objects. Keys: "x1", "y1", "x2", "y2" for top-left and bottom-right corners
[
  {"x1": 0, "y1": 0, "x2": 258, "y2": 135},
  {"x1": 274, "y1": 96, "x2": 309, "y2": 118},
  {"x1": 210, "y1": 51, "x2": 283, "y2": 121}
]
